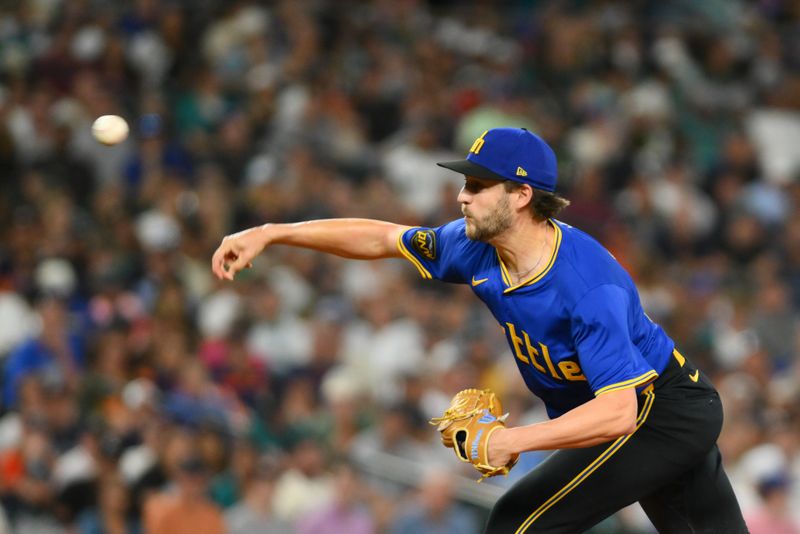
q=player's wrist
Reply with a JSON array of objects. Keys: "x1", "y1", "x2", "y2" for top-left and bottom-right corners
[
  {"x1": 258, "y1": 223, "x2": 277, "y2": 246},
  {"x1": 493, "y1": 426, "x2": 518, "y2": 458}
]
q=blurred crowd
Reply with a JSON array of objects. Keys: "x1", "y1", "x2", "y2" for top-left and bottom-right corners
[{"x1": 1, "y1": 0, "x2": 800, "y2": 532}]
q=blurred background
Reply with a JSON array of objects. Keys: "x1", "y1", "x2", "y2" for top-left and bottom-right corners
[{"x1": 1, "y1": 0, "x2": 800, "y2": 532}]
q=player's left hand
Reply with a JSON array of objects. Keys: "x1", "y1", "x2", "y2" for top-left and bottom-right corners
[
  {"x1": 430, "y1": 388, "x2": 519, "y2": 481},
  {"x1": 487, "y1": 427, "x2": 515, "y2": 467}
]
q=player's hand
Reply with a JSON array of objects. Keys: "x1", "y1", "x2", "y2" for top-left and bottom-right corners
[
  {"x1": 211, "y1": 226, "x2": 268, "y2": 281},
  {"x1": 487, "y1": 427, "x2": 515, "y2": 468}
]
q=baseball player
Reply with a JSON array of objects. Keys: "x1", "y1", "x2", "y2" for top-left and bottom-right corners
[{"x1": 211, "y1": 128, "x2": 747, "y2": 533}]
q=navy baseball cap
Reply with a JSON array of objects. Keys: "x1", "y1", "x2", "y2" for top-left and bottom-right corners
[{"x1": 437, "y1": 128, "x2": 558, "y2": 192}]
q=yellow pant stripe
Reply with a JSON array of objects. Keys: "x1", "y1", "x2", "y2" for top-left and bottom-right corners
[
  {"x1": 672, "y1": 348, "x2": 686, "y2": 367},
  {"x1": 515, "y1": 389, "x2": 656, "y2": 534}
]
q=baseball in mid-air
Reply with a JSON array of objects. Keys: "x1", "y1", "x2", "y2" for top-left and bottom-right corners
[{"x1": 91, "y1": 114, "x2": 129, "y2": 145}]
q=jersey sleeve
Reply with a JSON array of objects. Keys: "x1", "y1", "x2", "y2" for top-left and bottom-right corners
[
  {"x1": 571, "y1": 284, "x2": 658, "y2": 396},
  {"x1": 397, "y1": 220, "x2": 468, "y2": 283}
]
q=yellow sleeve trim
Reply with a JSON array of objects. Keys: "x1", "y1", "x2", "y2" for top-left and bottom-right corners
[
  {"x1": 396, "y1": 230, "x2": 432, "y2": 279},
  {"x1": 594, "y1": 370, "x2": 658, "y2": 396}
]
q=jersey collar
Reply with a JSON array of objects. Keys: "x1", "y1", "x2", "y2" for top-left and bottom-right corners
[{"x1": 497, "y1": 219, "x2": 562, "y2": 293}]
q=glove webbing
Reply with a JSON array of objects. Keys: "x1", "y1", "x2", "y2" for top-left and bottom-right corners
[{"x1": 428, "y1": 388, "x2": 498, "y2": 427}]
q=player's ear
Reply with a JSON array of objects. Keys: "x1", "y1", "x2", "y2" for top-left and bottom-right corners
[{"x1": 512, "y1": 183, "x2": 534, "y2": 211}]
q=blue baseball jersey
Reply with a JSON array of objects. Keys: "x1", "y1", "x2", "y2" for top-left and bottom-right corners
[{"x1": 398, "y1": 218, "x2": 674, "y2": 419}]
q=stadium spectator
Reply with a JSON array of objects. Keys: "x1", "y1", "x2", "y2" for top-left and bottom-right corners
[
  {"x1": 143, "y1": 455, "x2": 225, "y2": 534},
  {"x1": 296, "y1": 461, "x2": 375, "y2": 534},
  {"x1": 745, "y1": 473, "x2": 800, "y2": 534},
  {"x1": 391, "y1": 469, "x2": 479, "y2": 534}
]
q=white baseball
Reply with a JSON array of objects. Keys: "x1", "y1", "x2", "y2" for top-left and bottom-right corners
[{"x1": 92, "y1": 115, "x2": 129, "y2": 145}]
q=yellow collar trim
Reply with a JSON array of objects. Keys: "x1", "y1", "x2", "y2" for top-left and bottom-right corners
[{"x1": 498, "y1": 220, "x2": 562, "y2": 293}]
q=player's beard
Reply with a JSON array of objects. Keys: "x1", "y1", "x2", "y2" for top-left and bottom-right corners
[{"x1": 464, "y1": 194, "x2": 513, "y2": 242}]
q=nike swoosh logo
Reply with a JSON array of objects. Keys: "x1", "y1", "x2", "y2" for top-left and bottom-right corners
[
  {"x1": 471, "y1": 276, "x2": 489, "y2": 287},
  {"x1": 689, "y1": 370, "x2": 699, "y2": 382}
]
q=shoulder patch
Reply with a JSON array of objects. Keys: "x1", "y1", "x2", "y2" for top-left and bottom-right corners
[{"x1": 411, "y1": 229, "x2": 436, "y2": 260}]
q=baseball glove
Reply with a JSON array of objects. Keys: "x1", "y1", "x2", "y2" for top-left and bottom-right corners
[{"x1": 430, "y1": 388, "x2": 518, "y2": 481}]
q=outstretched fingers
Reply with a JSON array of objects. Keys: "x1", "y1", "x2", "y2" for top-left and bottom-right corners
[
  {"x1": 226, "y1": 254, "x2": 250, "y2": 280},
  {"x1": 211, "y1": 244, "x2": 230, "y2": 280},
  {"x1": 211, "y1": 240, "x2": 240, "y2": 280},
  {"x1": 211, "y1": 241, "x2": 254, "y2": 281}
]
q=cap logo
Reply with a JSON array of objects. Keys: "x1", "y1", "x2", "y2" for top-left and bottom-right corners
[
  {"x1": 436, "y1": 127, "x2": 557, "y2": 192},
  {"x1": 469, "y1": 130, "x2": 488, "y2": 155}
]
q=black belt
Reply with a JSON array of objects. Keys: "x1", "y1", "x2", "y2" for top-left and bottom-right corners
[{"x1": 651, "y1": 347, "x2": 715, "y2": 395}]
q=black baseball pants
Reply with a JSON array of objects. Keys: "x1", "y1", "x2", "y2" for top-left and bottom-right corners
[{"x1": 485, "y1": 351, "x2": 748, "y2": 533}]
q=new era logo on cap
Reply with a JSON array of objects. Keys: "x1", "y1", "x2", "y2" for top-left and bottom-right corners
[{"x1": 437, "y1": 128, "x2": 558, "y2": 192}]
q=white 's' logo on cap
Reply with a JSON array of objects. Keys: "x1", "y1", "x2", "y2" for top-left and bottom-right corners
[{"x1": 516, "y1": 167, "x2": 528, "y2": 177}]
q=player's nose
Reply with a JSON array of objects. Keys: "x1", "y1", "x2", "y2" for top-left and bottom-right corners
[{"x1": 457, "y1": 185, "x2": 471, "y2": 204}]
